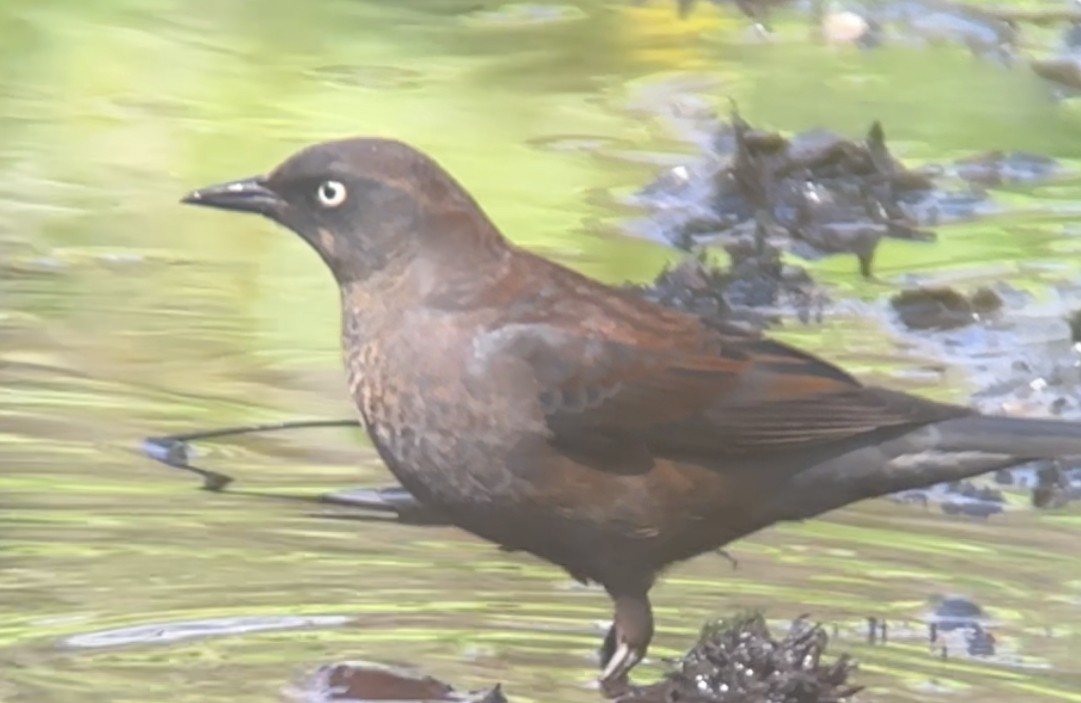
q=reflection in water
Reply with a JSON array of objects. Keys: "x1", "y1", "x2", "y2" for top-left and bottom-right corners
[
  {"x1": 63, "y1": 615, "x2": 355, "y2": 649},
  {"x1": 2, "y1": 1, "x2": 1081, "y2": 702}
]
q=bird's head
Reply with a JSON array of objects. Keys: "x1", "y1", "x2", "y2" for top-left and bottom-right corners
[{"x1": 182, "y1": 138, "x2": 506, "y2": 285}]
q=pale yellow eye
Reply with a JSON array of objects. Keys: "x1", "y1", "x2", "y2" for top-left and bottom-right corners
[{"x1": 317, "y1": 180, "x2": 347, "y2": 207}]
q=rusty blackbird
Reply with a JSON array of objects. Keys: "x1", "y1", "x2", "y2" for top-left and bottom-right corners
[{"x1": 182, "y1": 138, "x2": 1081, "y2": 696}]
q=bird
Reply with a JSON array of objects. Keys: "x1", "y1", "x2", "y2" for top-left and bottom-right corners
[{"x1": 181, "y1": 137, "x2": 1081, "y2": 697}]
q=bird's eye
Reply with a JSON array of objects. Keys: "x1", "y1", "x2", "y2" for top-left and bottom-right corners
[{"x1": 316, "y1": 180, "x2": 347, "y2": 208}]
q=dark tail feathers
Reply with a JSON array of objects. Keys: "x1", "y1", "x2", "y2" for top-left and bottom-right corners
[
  {"x1": 782, "y1": 413, "x2": 1081, "y2": 521},
  {"x1": 933, "y1": 414, "x2": 1081, "y2": 459}
]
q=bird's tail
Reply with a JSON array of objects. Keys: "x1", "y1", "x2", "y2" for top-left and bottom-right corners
[
  {"x1": 782, "y1": 414, "x2": 1081, "y2": 520},
  {"x1": 931, "y1": 415, "x2": 1081, "y2": 458}
]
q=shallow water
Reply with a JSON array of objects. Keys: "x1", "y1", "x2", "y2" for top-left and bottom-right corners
[{"x1": 3, "y1": 1, "x2": 1081, "y2": 701}]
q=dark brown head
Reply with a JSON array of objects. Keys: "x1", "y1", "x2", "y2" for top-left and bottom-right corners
[{"x1": 182, "y1": 138, "x2": 507, "y2": 284}]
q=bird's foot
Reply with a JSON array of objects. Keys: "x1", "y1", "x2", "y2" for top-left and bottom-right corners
[
  {"x1": 599, "y1": 672, "x2": 638, "y2": 700},
  {"x1": 599, "y1": 624, "x2": 645, "y2": 700}
]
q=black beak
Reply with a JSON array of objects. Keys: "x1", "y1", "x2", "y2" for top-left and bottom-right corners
[{"x1": 181, "y1": 176, "x2": 282, "y2": 215}]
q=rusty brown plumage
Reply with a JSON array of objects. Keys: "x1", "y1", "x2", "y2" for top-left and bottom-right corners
[{"x1": 182, "y1": 137, "x2": 1081, "y2": 697}]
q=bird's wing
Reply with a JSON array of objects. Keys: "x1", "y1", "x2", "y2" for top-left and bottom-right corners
[{"x1": 475, "y1": 317, "x2": 969, "y2": 458}]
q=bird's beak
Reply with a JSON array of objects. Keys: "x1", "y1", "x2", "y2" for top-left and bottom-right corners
[{"x1": 181, "y1": 176, "x2": 283, "y2": 216}]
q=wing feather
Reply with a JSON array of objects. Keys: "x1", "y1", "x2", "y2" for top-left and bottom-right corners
[{"x1": 476, "y1": 318, "x2": 969, "y2": 459}]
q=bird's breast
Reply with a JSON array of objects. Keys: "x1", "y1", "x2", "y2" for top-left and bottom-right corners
[{"x1": 341, "y1": 324, "x2": 540, "y2": 510}]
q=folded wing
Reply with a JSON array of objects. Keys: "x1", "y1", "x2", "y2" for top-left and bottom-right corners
[{"x1": 477, "y1": 317, "x2": 970, "y2": 460}]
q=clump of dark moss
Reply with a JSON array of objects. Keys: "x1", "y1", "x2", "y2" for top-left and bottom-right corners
[
  {"x1": 627, "y1": 240, "x2": 824, "y2": 332},
  {"x1": 627, "y1": 253, "x2": 738, "y2": 328},
  {"x1": 620, "y1": 613, "x2": 860, "y2": 703},
  {"x1": 652, "y1": 110, "x2": 937, "y2": 279},
  {"x1": 890, "y1": 286, "x2": 1003, "y2": 330}
]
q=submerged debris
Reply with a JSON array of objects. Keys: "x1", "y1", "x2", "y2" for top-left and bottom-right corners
[
  {"x1": 640, "y1": 111, "x2": 940, "y2": 279},
  {"x1": 929, "y1": 595, "x2": 984, "y2": 629},
  {"x1": 951, "y1": 151, "x2": 1062, "y2": 187},
  {"x1": 293, "y1": 661, "x2": 506, "y2": 703},
  {"x1": 926, "y1": 595, "x2": 997, "y2": 658},
  {"x1": 991, "y1": 462, "x2": 1081, "y2": 509},
  {"x1": 890, "y1": 286, "x2": 1003, "y2": 330},
  {"x1": 619, "y1": 613, "x2": 860, "y2": 703},
  {"x1": 627, "y1": 243, "x2": 824, "y2": 331},
  {"x1": 1032, "y1": 461, "x2": 1081, "y2": 508},
  {"x1": 892, "y1": 477, "x2": 1007, "y2": 518},
  {"x1": 636, "y1": 103, "x2": 1064, "y2": 297},
  {"x1": 941, "y1": 481, "x2": 1005, "y2": 518}
]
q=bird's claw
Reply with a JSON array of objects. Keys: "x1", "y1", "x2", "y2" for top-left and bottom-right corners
[{"x1": 599, "y1": 634, "x2": 644, "y2": 699}]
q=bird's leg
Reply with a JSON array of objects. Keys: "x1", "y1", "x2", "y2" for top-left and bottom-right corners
[{"x1": 598, "y1": 589, "x2": 653, "y2": 699}]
